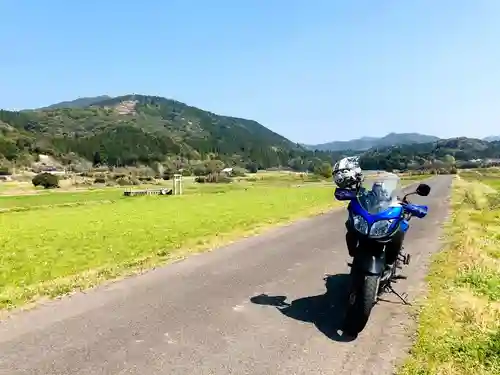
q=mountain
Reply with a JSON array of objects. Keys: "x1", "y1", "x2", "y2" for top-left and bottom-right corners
[
  {"x1": 39, "y1": 95, "x2": 113, "y2": 110},
  {"x1": 306, "y1": 132, "x2": 441, "y2": 151},
  {"x1": 484, "y1": 136, "x2": 500, "y2": 142},
  {"x1": 358, "y1": 136, "x2": 500, "y2": 171},
  {"x1": 2, "y1": 93, "x2": 500, "y2": 175},
  {"x1": 0, "y1": 94, "x2": 337, "y2": 172}
]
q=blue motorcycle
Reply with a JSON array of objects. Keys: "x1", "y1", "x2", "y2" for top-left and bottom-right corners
[{"x1": 335, "y1": 174, "x2": 431, "y2": 335}]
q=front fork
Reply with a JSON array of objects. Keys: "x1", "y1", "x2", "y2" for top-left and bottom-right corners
[
  {"x1": 345, "y1": 220, "x2": 358, "y2": 257},
  {"x1": 347, "y1": 253, "x2": 385, "y2": 297},
  {"x1": 345, "y1": 234, "x2": 412, "y2": 308}
]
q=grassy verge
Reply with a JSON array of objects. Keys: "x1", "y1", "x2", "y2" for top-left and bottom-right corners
[
  {"x1": 459, "y1": 168, "x2": 500, "y2": 190},
  {"x1": 0, "y1": 185, "x2": 340, "y2": 311},
  {"x1": 398, "y1": 177, "x2": 500, "y2": 375}
]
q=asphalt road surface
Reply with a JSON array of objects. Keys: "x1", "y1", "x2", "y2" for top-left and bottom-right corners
[{"x1": 0, "y1": 176, "x2": 452, "y2": 375}]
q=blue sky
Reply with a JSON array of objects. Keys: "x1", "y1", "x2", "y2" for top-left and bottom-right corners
[{"x1": 1, "y1": 0, "x2": 499, "y2": 144}]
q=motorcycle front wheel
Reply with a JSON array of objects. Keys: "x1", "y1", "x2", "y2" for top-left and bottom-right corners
[{"x1": 343, "y1": 274, "x2": 379, "y2": 335}]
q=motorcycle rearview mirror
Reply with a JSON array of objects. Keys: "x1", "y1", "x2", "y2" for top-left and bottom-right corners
[
  {"x1": 402, "y1": 183, "x2": 431, "y2": 202},
  {"x1": 416, "y1": 183, "x2": 431, "y2": 197}
]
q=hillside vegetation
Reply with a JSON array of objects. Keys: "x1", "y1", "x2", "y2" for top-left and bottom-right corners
[
  {"x1": 39, "y1": 95, "x2": 112, "y2": 110},
  {"x1": 0, "y1": 95, "x2": 337, "y2": 174},
  {"x1": 1, "y1": 94, "x2": 500, "y2": 175},
  {"x1": 359, "y1": 137, "x2": 500, "y2": 171},
  {"x1": 306, "y1": 132, "x2": 440, "y2": 151}
]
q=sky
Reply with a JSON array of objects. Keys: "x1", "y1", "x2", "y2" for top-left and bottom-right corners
[{"x1": 1, "y1": 0, "x2": 499, "y2": 144}]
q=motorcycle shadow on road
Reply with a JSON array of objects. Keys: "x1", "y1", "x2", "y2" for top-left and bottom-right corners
[{"x1": 249, "y1": 274, "x2": 356, "y2": 343}]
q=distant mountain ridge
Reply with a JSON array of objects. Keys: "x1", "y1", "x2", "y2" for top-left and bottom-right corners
[
  {"x1": 39, "y1": 95, "x2": 112, "y2": 110},
  {"x1": 2, "y1": 93, "x2": 500, "y2": 175},
  {"x1": 305, "y1": 132, "x2": 441, "y2": 151}
]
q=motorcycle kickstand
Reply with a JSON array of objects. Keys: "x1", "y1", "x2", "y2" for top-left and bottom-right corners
[{"x1": 383, "y1": 282, "x2": 412, "y2": 306}]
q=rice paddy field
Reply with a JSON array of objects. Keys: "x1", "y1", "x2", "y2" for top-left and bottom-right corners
[
  {"x1": 0, "y1": 171, "x2": 429, "y2": 311},
  {"x1": 0, "y1": 172, "x2": 341, "y2": 310}
]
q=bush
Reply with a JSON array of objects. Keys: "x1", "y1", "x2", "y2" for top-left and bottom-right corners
[
  {"x1": 93, "y1": 173, "x2": 107, "y2": 184},
  {"x1": 116, "y1": 176, "x2": 140, "y2": 186},
  {"x1": 74, "y1": 179, "x2": 93, "y2": 187},
  {"x1": 32, "y1": 173, "x2": 59, "y2": 189},
  {"x1": 193, "y1": 165, "x2": 208, "y2": 176},
  {"x1": 94, "y1": 177, "x2": 106, "y2": 184},
  {"x1": 205, "y1": 160, "x2": 225, "y2": 174},
  {"x1": 314, "y1": 162, "x2": 333, "y2": 178},
  {"x1": 116, "y1": 177, "x2": 128, "y2": 186},
  {"x1": 0, "y1": 167, "x2": 11, "y2": 176},
  {"x1": 195, "y1": 173, "x2": 232, "y2": 184},
  {"x1": 231, "y1": 167, "x2": 247, "y2": 177},
  {"x1": 162, "y1": 171, "x2": 174, "y2": 180},
  {"x1": 246, "y1": 162, "x2": 258, "y2": 173},
  {"x1": 210, "y1": 173, "x2": 232, "y2": 183}
]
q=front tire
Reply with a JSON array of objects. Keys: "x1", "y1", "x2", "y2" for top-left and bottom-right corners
[{"x1": 344, "y1": 274, "x2": 379, "y2": 335}]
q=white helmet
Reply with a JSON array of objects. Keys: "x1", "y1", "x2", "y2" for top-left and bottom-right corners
[{"x1": 333, "y1": 156, "x2": 363, "y2": 189}]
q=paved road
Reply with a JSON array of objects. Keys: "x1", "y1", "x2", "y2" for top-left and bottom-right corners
[{"x1": 0, "y1": 176, "x2": 452, "y2": 375}]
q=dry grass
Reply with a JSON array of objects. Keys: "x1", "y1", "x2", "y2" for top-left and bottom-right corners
[{"x1": 398, "y1": 177, "x2": 500, "y2": 375}]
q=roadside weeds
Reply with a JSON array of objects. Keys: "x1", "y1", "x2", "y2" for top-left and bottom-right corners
[{"x1": 398, "y1": 177, "x2": 500, "y2": 375}]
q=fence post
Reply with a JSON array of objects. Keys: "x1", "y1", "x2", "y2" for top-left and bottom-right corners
[{"x1": 173, "y1": 174, "x2": 183, "y2": 195}]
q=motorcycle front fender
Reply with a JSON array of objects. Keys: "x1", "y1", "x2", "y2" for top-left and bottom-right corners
[{"x1": 351, "y1": 253, "x2": 384, "y2": 276}]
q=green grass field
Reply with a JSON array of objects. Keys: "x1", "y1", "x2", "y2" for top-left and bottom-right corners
[
  {"x1": 0, "y1": 190, "x2": 121, "y2": 210},
  {"x1": 0, "y1": 180, "x2": 341, "y2": 311},
  {"x1": 0, "y1": 171, "x2": 326, "y2": 210},
  {"x1": 398, "y1": 174, "x2": 500, "y2": 375},
  {"x1": 0, "y1": 170, "x2": 430, "y2": 312}
]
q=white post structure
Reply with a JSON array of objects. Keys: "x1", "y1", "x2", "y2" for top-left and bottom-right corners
[{"x1": 173, "y1": 174, "x2": 183, "y2": 195}]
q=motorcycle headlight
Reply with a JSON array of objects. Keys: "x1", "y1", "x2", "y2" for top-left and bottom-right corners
[
  {"x1": 352, "y1": 215, "x2": 369, "y2": 235},
  {"x1": 369, "y1": 219, "x2": 394, "y2": 238}
]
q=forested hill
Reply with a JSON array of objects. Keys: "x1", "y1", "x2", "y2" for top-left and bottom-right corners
[
  {"x1": 2, "y1": 94, "x2": 500, "y2": 174},
  {"x1": 0, "y1": 94, "x2": 339, "y2": 172},
  {"x1": 358, "y1": 137, "x2": 500, "y2": 170},
  {"x1": 39, "y1": 95, "x2": 112, "y2": 110},
  {"x1": 305, "y1": 132, "x2": 441, "y2": 151}
]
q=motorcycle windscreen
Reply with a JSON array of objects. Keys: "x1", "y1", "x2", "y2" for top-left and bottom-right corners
[{"x1": 356, "y1": 173, "x2": 401, "y2": 215}]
